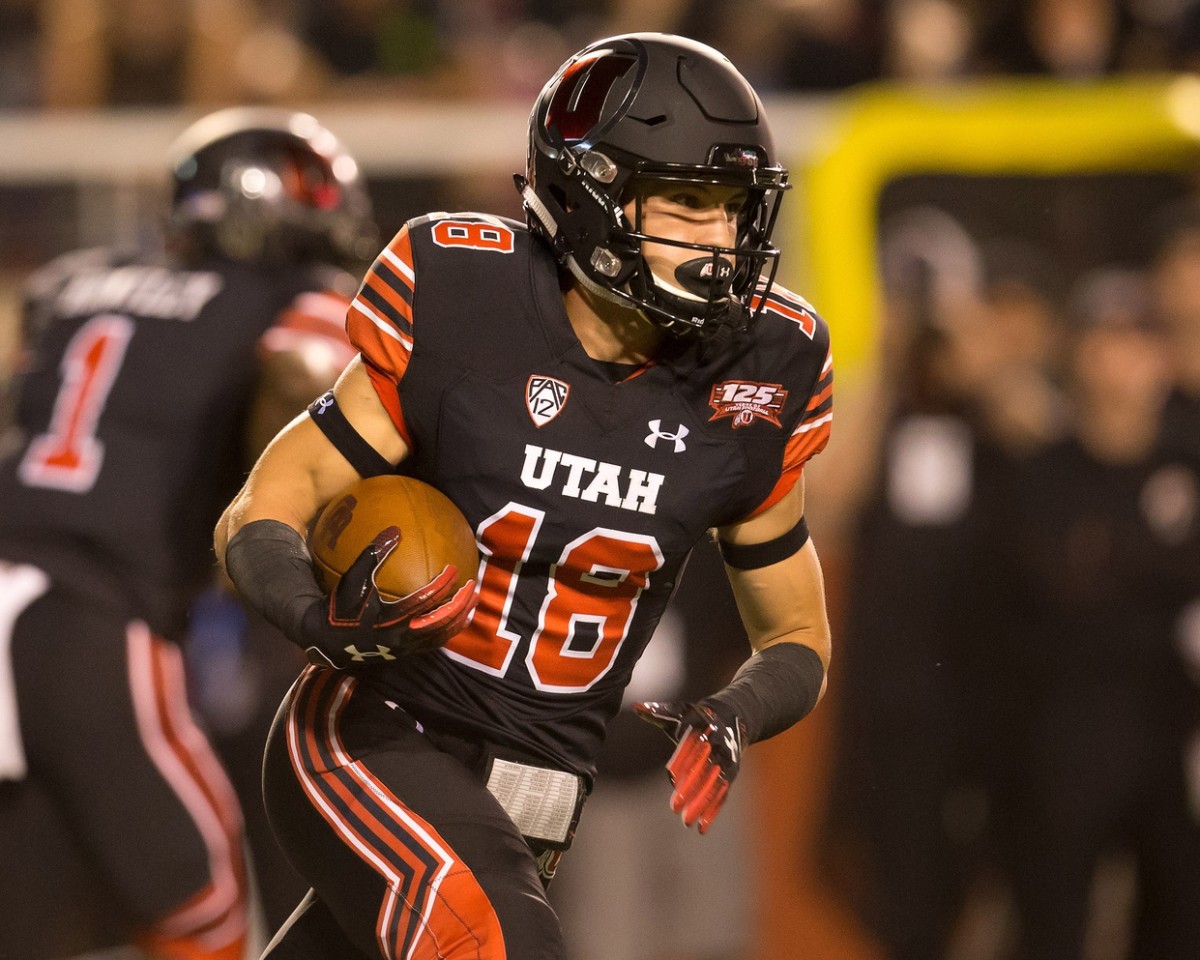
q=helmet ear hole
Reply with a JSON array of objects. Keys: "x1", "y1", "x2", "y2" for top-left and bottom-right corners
[{"x1": 548, "y1": 183, "x2": 569, "y2": 212}]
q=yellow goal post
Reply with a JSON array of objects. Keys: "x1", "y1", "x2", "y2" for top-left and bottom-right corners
[{"x1": 791, "y1": 75, "x2": 1200, "y2": 384}]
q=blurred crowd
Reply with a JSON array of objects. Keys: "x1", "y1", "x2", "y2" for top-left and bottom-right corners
[
  {"x1": 808, "y1": 195, "x2": 1200, "y2": 959},
  {"x1": 8, "y1": 0, "x2": 1200, "y2": 110}
]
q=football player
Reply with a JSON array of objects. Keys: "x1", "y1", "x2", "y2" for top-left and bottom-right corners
[
  {"x1": 217, "y1": 33, "x2": 834, "y2": 960},
  {"x1": 0, "y1": 108, "x2": 374, "y2": 959}
]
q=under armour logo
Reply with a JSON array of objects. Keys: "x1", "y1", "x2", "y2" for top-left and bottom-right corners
[
  {"x1": 314, "y1": 394, "x2": 335, "y2": 415},
  {"x1": 343, "y1": 644, "x2": 397, "y2": 662},
  {"x1": 645, "y1": 420, "x2": 688, "y2": 453},
  {"x1": 723, "y1": 726, "x2": 740, "y2": 763}
]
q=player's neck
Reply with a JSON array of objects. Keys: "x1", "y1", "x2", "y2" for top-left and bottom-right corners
[{"x1": 564, "y1": 285, "x2": 664, "y2": 364}]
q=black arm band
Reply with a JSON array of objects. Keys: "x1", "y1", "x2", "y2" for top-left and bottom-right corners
[
  {"x1": 308, "y1": 391, "x2": 394, "y2": 479},
  {"x1": 224, "y1": 519, "x2": 325, "y2": 643},
  {"x1": 703, "y1": 643, "x2": 825, "y2": 743},
  {"x1": 717, "y1": 515, "x2": 810, "y2": 570}
]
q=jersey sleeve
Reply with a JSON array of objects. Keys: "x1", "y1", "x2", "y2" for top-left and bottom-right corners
[
  {"x1": 744, "y1": 298, "x2": 834, "y2": 520},
  {"x1": 345, "y1": 224, "x2": 418, "y2": 439}
]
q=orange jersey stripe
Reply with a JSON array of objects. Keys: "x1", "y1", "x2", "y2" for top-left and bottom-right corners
[
  {"x1": 804, "y1": 379, "x2": 833, "y2": 413},
  {"x1": 744, "y1": 414, "x2": 833, "y2": 519},
  {"x1": 348, "y1": 228, "x2": 418, "y2": 444},
  {"x1": 361, "y1": 268, "x2": 414, "y2": 326},
  {"x1": 358, "y1": 228, "x2": 416, "y2": 326},
  {"x1": 789, "y1": 414, "x2": 832, "y2": 463}
]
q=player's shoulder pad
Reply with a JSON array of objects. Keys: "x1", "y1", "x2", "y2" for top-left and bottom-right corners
[
  {"x1": 752, "y1": 279, "x2": 830, "y2": 349},
  {"x1": 403, "y1": 211, "x2": 531, "y2": 256},
  {"x1": 365, "y1": 212, "x2": 533, "y2": 296},
  {"x1": 398, "y1": 212, "x2": 539, "y2": 308},
  {"x1": 730, "y1": 279, "x2": 833, "y2": 431}
]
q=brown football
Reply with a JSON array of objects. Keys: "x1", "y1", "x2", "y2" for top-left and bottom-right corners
[{"x1": 309, "y1": 475, "x2": 479, "y2": 602}]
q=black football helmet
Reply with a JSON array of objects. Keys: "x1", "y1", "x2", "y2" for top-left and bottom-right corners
[
  {"x1": 167, "y1": 107, "x2": 375, "y2": 269},
  {"x1": 517, "y1": 33, "x2": 790, "y2": 339}
]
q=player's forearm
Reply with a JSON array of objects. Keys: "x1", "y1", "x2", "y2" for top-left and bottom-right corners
[
  {"x1": 214, "y1": 417, "x2": 350, "y2": 570},
  {"x1": 703, "y1": 640, "x2": 826, "y2": 743},
  {"x1": 715, "y1": 543, "x2": 831, "y2": 742},
  {"x1": 222, "y1": 518, "x2": 325, "y2": 639},
  {"x1": 727, "y1": 541, "x2": 832, "y2": 666}
]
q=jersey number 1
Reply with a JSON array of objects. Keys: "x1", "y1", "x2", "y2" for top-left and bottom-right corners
[{"x1": 19, "y1": 314, "x2": 134, "y2": 493}]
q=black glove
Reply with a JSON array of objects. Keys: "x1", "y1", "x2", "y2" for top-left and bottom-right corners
[
  {"x1": 633, "y1": 699, "x2": 746, "y2": 834},
  {"x1": 300, "y1": 527, "x2": 477, "y2": 670}
]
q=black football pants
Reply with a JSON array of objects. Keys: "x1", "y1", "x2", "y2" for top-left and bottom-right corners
[
  {"x1": 261, "y1": 665, "x2": 565, "y2": 959},
  {"x1": 0, "y1": 566, "x2": 247, "y2": 958}
]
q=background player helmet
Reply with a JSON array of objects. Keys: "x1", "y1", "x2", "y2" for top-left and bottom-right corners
[
  {"x1": 519, "y1": 33, "x2": 790, "y2": 339},
  {"x1": 168, "y1": 107, "x2": 376, "y2": 269}
]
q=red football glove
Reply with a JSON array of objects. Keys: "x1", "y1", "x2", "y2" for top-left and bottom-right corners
[
  {"x1": 300, "y1": 527, "x2": 476, "y2": 669},
  {"x1": 634, "y1": 700, "x2": 746, "y2": 834}
]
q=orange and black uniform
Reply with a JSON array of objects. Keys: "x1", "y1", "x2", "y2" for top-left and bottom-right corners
[
  {"x1": 0, "y1": 245, "x2": 353, "y2": 959},
  {"x1": 261, "y1": 214, "x2": 833, "y2": 959}
]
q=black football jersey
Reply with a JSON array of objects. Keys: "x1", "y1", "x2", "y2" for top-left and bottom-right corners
[
  {"x1": 0, "y1": 245, "x2": 354, "y2": 637},
  {"x1": 346, "y1": 214, "x2": 833, "y2": 780}
]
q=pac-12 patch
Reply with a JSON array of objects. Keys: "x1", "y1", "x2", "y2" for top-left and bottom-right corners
[{"x1": 526, "y1": 375, "x2": 570, "y2": 427}]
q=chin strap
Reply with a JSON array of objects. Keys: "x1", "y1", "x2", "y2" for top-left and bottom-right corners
[
  {"x1": 518, "y1": 172, "x2": 641, "y2": 317},
  {"x1": 517, "y1": 177, "x2": 559, "y2": 238}
]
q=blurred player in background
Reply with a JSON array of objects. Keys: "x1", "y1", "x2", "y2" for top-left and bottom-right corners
[
  {"x1": 992, "y1": 267, "x2": 1200, "y2": 960},
  {"x1": 0, "y1": 107, "x2": 373, "y2": 959},
  {"x1": 816, "y1": 215, "x2": 1072, "y2": 959},
  {"x1": 216, "y1": 32, "x2": 834, "y2": 960}
]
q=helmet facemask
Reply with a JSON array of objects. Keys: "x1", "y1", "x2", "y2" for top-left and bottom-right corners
[{"x1": 617, "y1": 166, "x2": 786, "y2": 339}]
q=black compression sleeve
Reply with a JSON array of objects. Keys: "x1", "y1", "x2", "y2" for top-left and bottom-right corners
[
  {"x1": 703, "y1": 643, "x2": 825, "y2": 743},
  {"x1": 224, "y1": 519, "x2": 325, "y2": 643}
]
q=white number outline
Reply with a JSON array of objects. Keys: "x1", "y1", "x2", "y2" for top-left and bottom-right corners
[
  {"x1": 19, "y1": 313, "x2": 134, "y2": 493},
  {"x1": 442, "y1": 506, "x2": 664, "y2": 693}
]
